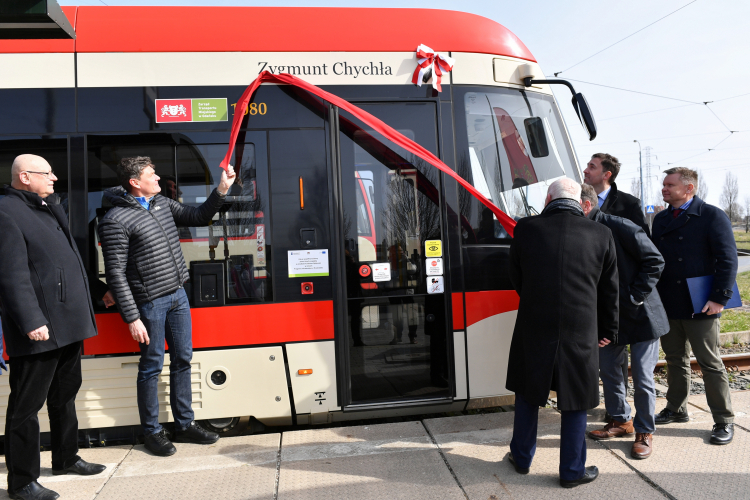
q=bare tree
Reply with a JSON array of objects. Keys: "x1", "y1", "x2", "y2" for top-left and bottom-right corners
[
  {"x1": 745, "y1": 195, "x2": 750, "y2": 233},
  {"x1": 719, "y1": 172, "x2": 741, "y2": 222},
  {"x1": 630, "y1": 178, "x2": 641, "y2": 200},
  {"x1": 695, "y1": 169, "x2": 708, "y2": 200}
]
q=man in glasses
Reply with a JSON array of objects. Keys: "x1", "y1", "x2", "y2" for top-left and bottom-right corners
[{"x1": 0, "y1": 155, "x2": 109, "y2": 500}]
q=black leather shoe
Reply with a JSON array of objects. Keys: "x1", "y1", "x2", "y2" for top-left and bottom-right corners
[
  {"x1": 172, "y1": 421, "x2": 219, "y2": 444},
  {"x1": 52, "y1": 458, "x2": 106, "y2": 476},
  {"x1": 507, "y1": 452, "x2": 529, "y2": 474},
  {"x1": 144, "y1": 429, "x2": 177, "y2": 456},
  {"x1": 8, "y1": 480, "x2": 59, "y2": 500},
  {"x1": 560, "y1": 466, "x2": 599, "y2": 488},
  {"x1": 655, "y1": 407, "x2": 689, "y2": 424},
  {"x1": 710, "y1": 423, "x2": 734, "y2": 445}
]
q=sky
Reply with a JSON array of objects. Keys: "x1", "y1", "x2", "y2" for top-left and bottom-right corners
[{"x1": 59, "y1": 0, "x2": 750, "y2": 211}]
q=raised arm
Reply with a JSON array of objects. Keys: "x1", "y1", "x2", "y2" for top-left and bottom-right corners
[{"x1": 169, "y1": 165, "x2": 236, "y2": 227}]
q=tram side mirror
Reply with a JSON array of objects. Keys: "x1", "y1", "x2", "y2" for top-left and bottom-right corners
[
  {"x1": 523, "y1": 118, "x2": 549, "y2": 158},
  {"x1": 571, "y1": 93, "x2": 597, "y2": 141}
]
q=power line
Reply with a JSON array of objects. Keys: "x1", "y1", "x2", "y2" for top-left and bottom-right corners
[
  {"x1": 706, "y1": 91, "x2": 750, "y2": 104},
  {"x1": 577, "y1": 130, "x2": 747, "y2": 147},
  {"x1": 554, "y1": 78, "x2": 702, "y2": 104},
  {"x1": 598, "y1": 103, "x2": 697, "y2": 122},
  {"x1": 667, "y1": 133, "x2": 735, "y2": 164},
  {"x1": 704, "y1": 105, "x2": 735, "y2": 132},
  {"x1": 554, "y1": 0, "x2": 700, "y2": 76}
]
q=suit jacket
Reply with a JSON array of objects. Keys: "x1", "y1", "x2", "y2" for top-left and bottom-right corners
[
  {"x1": 0, "y1": 187, "x2": 98, "y2": 357},
  {"x1": 506, "y1": 205, "x2": 619, "y2": 411},
  {"x1": 600, "y1": 182, "x2": 650, "y2": 236},
  {"x1": 651, "y1": 196, "x2": 738, "y2": 320},
  {"x1": 590, "y1": 207, "x2": 669, "y2": 344}
]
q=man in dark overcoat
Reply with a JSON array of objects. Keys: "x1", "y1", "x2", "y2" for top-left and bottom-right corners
[
  {"x1": 581, "y1": 184, "x2": 668, "y2": 460},
  {"x1": 0, "y1": 155, "x2": 109, "y2": 500},
  {"x1": 505, "y1": 178, "x2": 619, "y2": 488},
  {"x1": 584, "y1": 153, "x2": 649, "y2": 393},
  {"x1": 652, "y1": 167, "x2": 737, "y2": 445}
]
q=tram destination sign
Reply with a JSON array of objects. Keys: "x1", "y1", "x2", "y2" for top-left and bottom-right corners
[{"x1": 156, "y1": 98, "x2": 228, "y2": 123}]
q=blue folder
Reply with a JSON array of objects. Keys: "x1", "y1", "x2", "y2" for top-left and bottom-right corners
[{"x1": 686, "y1": 276, "x2": 742, "y2": 314}]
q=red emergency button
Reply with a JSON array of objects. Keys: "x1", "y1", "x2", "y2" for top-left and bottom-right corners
[{"x1": 359, "y1": 265, "x2": 371, "y2": 277}]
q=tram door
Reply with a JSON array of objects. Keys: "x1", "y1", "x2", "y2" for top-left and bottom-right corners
[{"x1": 338, "y1": 103, "x2": 452, "y2": 406}]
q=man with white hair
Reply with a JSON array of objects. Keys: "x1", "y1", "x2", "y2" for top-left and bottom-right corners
[
  {"x1": 505, "y1": 177, "x2": 619, "y2": 488},
  {"x1": 0, "y1": 155, "x2": 109, "y2": 500}
]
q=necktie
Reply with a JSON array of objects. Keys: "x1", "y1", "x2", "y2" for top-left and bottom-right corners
[{"x1": 672, "y1": 208, "x2": 684, "y2": 219}]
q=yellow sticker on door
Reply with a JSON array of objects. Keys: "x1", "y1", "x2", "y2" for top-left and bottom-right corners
[{"x1": 425, "y1": 240, "x2": 442, "y2": 257}]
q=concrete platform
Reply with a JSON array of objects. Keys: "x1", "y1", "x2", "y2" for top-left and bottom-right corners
[{"x1": 0, "y1": 394, "x2": 748, "y2": 499}]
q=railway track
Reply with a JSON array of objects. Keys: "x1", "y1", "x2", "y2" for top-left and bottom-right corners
[{"x1": 651, "y1": 352, "x2": 750, "y2": 373}]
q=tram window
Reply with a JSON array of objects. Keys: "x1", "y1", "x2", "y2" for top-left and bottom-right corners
[
  {"x1": 458, "y1": 88, "x2": 578, "y2": 242},
  {"x1": 176, "y1": 143, "x2": 271, "y2": 303},
  {"x1": 340, "y1": 103, "x2": 441, "y2": 298},
  {"x1": 0, "y1": 139, "x2": 69, "y2": 205}
]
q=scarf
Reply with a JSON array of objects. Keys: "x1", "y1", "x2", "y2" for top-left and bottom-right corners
[{"x1": 542, "y1": 197, "x2": 584, "y2": 217}]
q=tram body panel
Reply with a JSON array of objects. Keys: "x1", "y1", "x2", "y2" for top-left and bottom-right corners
[
  {"x1": 0, "y1": 347, "x2": 292, "y2": 432},
  {"x1": 0, "y1": 6, "x2": 590, "y2": 434}
]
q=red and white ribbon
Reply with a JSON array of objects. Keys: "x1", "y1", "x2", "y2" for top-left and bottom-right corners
[
  {"x1": 411, "y1": 44, "x2": 455, "y2": 92},
  {"x1": 220, "y1": 71, "x2": 516, "y2": 237}
]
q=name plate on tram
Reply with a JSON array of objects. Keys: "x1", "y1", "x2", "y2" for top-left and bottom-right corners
[{"x1": 156, "y1": 98, "x2": 228, "y2": 123}]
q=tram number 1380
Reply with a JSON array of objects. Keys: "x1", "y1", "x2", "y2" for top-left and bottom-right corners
[{"x1": 231, "y1": 102, "x2": 268, "y2": 116}]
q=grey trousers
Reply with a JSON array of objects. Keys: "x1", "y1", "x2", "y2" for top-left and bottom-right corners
[
  {"x1": 600, "y1": 339, "x2": 660, "y2": 433},
  {"x1": 660, "y1": 318, "x2": 734, "y2": 423}
]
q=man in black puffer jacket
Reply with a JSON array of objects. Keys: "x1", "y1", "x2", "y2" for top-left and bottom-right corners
[{"x1": 98, "y1": 156, "x2": 235, "y2": 457}]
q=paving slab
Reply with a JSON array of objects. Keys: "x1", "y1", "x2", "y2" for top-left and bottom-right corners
[
  {"x1": 590, "y1": 397, "x2": 750, "y2": 500},
  {"x1": 277, "y1": 421, "x2": 464, "y2": 500},
  {"x1": 0, "y1": 445, "x2": 131, "y2": 500},
  {"x1": 424, "y1": 410, "x2": 662, "y2": 500},
  {"x1": 96, "y1": 434, "x2": 279, "y2": 500},
  {"x1": 689, "y1": 390, "x2": 750, "y2": 428}
]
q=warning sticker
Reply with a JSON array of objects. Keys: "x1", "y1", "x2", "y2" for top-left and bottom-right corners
[
  {"x1": 425, "y1": 240, "x2": 442, "y2": 257},
  {"x1": 427, "y1": 276, "x2": 444, "y2": 294},
  {"x1": 426, "y1": 257, "x2": 443, "y2": 276},
  {"x1": 371, "y1": 263, "x2": 391, "y2": 282}
]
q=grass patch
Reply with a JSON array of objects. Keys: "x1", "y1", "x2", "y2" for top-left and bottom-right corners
[
  {"x1": 720, "y1": 309, "x2": 750, "y2": 333},
  {"x1": 737, "y1": 270, "x2": 750, "y2": 302},
  {"x1": 735, "y1": 230, "x2": 750, "y2": 247}
]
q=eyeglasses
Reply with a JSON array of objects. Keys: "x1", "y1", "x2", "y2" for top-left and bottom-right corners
[{"x1": 23, "y1": 170, "x2": 56, "y2": 178}]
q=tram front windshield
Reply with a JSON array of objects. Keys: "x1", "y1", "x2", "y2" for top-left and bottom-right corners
[{"x1": 457, "y1": 87, "x2": 579, "y2": 243}]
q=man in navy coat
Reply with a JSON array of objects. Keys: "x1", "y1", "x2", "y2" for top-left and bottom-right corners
[{"x1": 651, "y1": 167, "x2": 737, "y2": 445}]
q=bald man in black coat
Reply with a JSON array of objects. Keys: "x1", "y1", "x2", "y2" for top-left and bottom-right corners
[{"x1": 505, "y1": 177, "x2": 618, "y2": 488}]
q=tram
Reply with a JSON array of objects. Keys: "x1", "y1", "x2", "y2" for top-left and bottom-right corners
[{"x1": 0, "y1": 6, "x2": 594, "y2": 438}]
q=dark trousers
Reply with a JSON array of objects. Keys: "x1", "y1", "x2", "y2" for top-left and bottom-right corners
[
  {"x1": 510, "y1": 393, "x2": 588, "y2": 481},
  {"x1": 5, "y1": 342, "x2": 82, "y2": 491}
]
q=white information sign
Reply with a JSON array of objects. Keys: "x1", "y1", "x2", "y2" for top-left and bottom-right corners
[
  {"x1": 371, "y1": 262, "x2": 391, "y2": 282},
  {"x1": 287, "y1": 249, "x2": 329, "y2": 278},
  {"x1": 425, "y1": 257, "x2": 443, "y2": 276},
  {"x1": 427, "y1": 276, "x2": 445, "y2": 294}
]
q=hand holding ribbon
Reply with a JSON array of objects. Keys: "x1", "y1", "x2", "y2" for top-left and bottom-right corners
[
  {"x1": 411, "y1": 44, "x2": 455, "y2": 93},
  {"x1": 220, "y1": 71, "x2": 516, "y2": 237}
]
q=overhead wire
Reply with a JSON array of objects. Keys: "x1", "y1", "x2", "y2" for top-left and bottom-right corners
[{"x1": 553, "y1": 0, "x2": 700, "y2": 76}]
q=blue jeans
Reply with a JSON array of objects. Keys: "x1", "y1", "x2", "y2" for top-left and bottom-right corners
[
  {"x1": 510, "y1": 393, "x2": 588, "y2": 481},
  {"x1": 599, "y1": 339, "x2": 659, "y2": 433},
  {"x1": 136, "y1": 288, "x2": 194, "y2": 435}
]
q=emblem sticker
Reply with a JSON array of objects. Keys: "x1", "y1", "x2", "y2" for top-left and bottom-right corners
[
  {"x1": 155, "y1": 98, "x2": 228, "y2": 123},
  {"x1": 425, "y1": 257, "x2": 443, "y2": 276}
]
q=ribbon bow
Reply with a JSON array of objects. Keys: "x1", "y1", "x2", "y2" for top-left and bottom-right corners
[{"x1": 411, "y1": 44, "x2": 455, "y2": 92}]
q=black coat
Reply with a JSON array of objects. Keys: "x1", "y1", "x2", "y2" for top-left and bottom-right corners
[
  {"x1": 0, "y1": 188, "x2": 98, "y2": 357},
  {"x1": 651, "y1": 197, "x2": 738, "y2": 320},
  {"x1": 590, "y1": 207, "x2": 669, "y2": 345},
  {"x1": 506, "y1": 206, "x2": 619, "y2": 411},
  {"x1": 600, "y1": 182, "x2": 650, "y2": 236},
  {"x1": 97, "y1": 186, "x2": 225, "y2": 324}
]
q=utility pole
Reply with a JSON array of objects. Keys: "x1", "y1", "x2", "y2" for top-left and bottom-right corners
[{"x1": 634, "y1": 140, "x2": 644, "y2": 213}]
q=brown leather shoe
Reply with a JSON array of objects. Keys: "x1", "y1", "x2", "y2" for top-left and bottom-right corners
[
  {"x1": 588, "y1": 419, "x2": 635, "y2": 440},
  {"x1": 631, "y1": 433, "x2": 653, "y2": 459}
]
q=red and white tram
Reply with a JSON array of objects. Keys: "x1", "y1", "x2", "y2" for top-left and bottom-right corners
[{"x1": 0, "y1": 6, "x2": 593, "y2": 439}]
